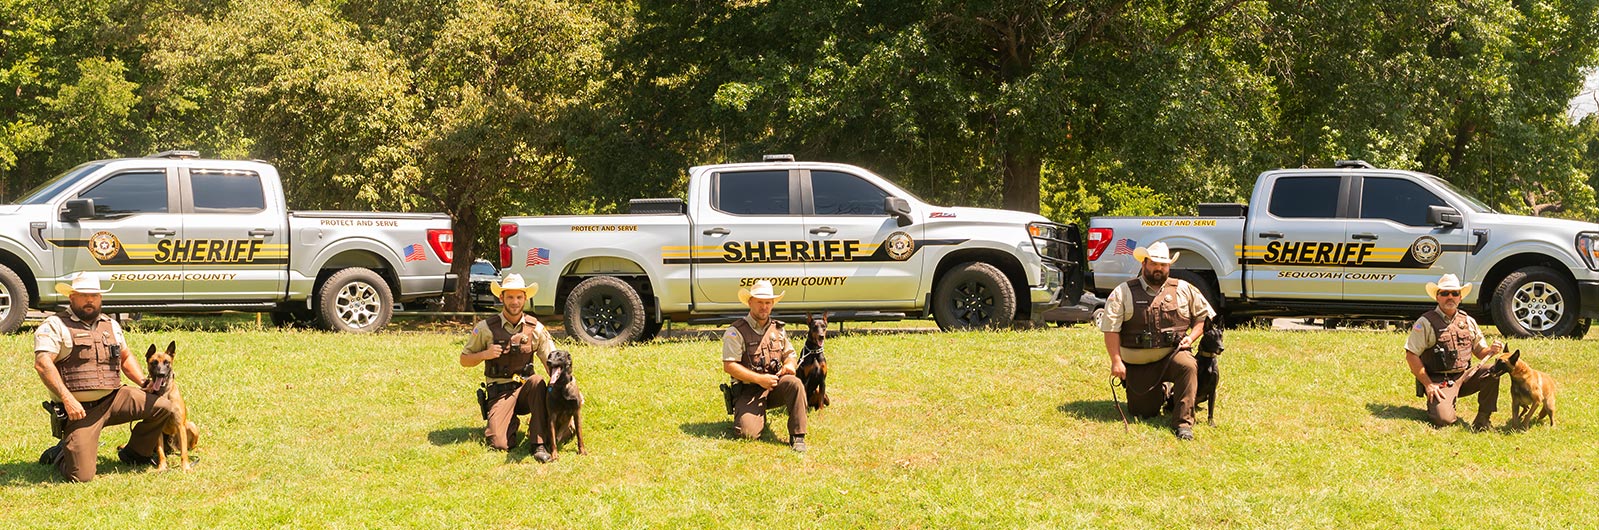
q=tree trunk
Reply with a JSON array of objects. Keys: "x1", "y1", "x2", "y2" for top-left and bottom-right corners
[
  {"x1": 444, "y1": 204, "x2": 480, "y2": 313},
  {"x1": 1001, "y1": 148, "x2": 1042, "y2": 213}
]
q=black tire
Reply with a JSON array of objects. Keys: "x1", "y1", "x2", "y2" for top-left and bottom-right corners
[
  {"x1": 1490, "y1": 266, "x2": 1581, "y2": 339},
  {"x1": 0, "y1": 263, "x2": 29, "y2": 334},
  {"x1": 932, "y1": 262, "x2": 1016, "y2": 331},
  {"x1": 1169, "y1": 269, "x2": 1220, "y2": 311},
  {"x1": 315, "y1": 268, "x2": 393, "y2": 333},
  {"x1": 564, "y1": 276, "x2": 646, "y2": 346}
]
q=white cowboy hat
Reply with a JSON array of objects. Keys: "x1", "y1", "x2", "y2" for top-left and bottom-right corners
[
  {"x1": 490, "y1": 273, "x2": 538, "y2": 298},
  {"x1": 54, "y1": 272, "x2": 112, "y2": 296},
  {"x1": 738, "y1": 280, "x2": 786, "y2": 305},
  {"x1": 1425, "y1": 273, "x2": 1472, "y2": 299},
  {"x1": 1132, "y1": 241, "x2": 1180, "y2": 265}
]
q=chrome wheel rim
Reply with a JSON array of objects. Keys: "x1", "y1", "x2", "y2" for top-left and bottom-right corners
[
  {"x1": 336, "y1": 281, "x2": 381, "y2": 328},
  {"x1": 1511, "y1": 281, "x2": 1564, "y2": 332},
  {"x1": 0, "y1": 282, "x2": 11, "y2": 322}
]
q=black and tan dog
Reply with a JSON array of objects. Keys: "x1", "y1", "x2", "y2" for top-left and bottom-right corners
[
  {"x1": 544, "y1": 349, "x2": 585, "y2": 460},
  {"x1": 797, "y1": 312, "x2": 830, "y2": 410},
  {"x1": 127, "y1": 341, "x2": 199, "y2": 471},
  {"x1": 1489, "y1": 348, "x2": 1557, "y2": 428},
  {"x1": 1194, "y1": 316, "x2": 1225, "y2": 425}
]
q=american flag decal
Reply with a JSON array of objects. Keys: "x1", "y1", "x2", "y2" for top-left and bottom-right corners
[
  {"x1": 527, "y1": 247, "x2": 550, "y2": 266},
  {"x1": 403, "y1": 243, "x2": 426, "y2": 262},
  {"x1": 1113, "y1": 238, "x2": 1136, "y2": 255}
]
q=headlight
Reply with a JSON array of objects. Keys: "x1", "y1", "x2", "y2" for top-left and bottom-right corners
[{"x1": 1579, "y1": 232, "x2": 1599, "y2": 270}]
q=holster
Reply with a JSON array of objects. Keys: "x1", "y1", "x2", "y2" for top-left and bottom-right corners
[
  {"x1": 475, "y1": 385, "x2": 490, "y2": 420},
  {"x1": 719, "y1": 383, "x2": 741, "y2": 415},
  {"x1": 42, "y1": 401, "x2": 67, "y2": 439}
]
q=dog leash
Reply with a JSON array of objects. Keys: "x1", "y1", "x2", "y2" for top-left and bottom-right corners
[{"x1": 1110, "y1": 377, "x2": 1130, "y2": 432}]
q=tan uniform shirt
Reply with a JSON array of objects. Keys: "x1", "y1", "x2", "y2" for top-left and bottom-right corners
[
  {"x1": 1099, "y1": 276, "x2": 1215, "y2": 364},
  {"x1": 721, "y1": 316, "x2": 796, "y2": 363},
  {"x1": 34, "y1": 312, "x2": 127, "y2": 402},
  {"x1": 1404, "y1": 310, "x2": 1488, "y2": 357},
  {"x1": 462, "y1": 313, "x2": 555, "y2": 383}
]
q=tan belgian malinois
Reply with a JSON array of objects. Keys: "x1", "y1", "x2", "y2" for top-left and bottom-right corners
[
  {"x1": 145, "y1": 341, "x2": 200, "y2": 470},
  {"x1": 1489, "y1": 348, "x2": 1557, "y2": 428}
]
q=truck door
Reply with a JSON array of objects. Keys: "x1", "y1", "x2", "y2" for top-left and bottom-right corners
[
  {"x1": 1244, "y1": 175, "x2": 1347, "y2": 300},
  {"x1": 798, "y1": 169, "x2": 921, "y2": 304},
  {"x1": 691, "y1": 169, "x2": 809, "y2": 309},
  {"x1": 178, "y1": 167, "x2": 290, "y2": 301},
  {"x1": 1342, "y1": 175, "x2": 1471, "y2": 302},
  {"x1": 54, "y1": 168, "x2": 185, "y2": 302}
]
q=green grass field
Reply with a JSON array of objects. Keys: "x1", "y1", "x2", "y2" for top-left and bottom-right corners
[{"x1": 2, "y1": 316, "x2": 1594, "y2": 528}]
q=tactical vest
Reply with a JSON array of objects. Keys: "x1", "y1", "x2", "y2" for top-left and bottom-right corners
[
  {"x1": 55, "y1": 311, "x2": 122, "y2": 393},
  {"x1": 1119, "y1": 278, "x2": 1191, "y2": 350},
  {"x1": 1421, "y1": 309, "x2": 1476, "y2": 373},
  {"x1": 483, "y1": 314, "x2": 537, "y2": 380},
  {"x1": 730, "y1": 318, "x2": 788, "y2": 375}
]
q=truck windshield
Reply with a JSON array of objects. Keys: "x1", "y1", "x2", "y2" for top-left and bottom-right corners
[
  {"x1": 14, "y1": 163, "x2": 107, "y2": 205},
  {"x1": 1428, "y1": 177, "x2": 1498, "y2": 214}
]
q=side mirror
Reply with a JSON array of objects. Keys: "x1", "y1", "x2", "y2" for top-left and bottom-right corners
[
  {"x1": 885, "y1": 197, "x2": 913, "y2": 227},
  {"x1": 1426, "y1": 205, "x2": 1462, "y2": 228},
  {"x1": 61, "y1": 199, "x2": 95, "y2": 222}
]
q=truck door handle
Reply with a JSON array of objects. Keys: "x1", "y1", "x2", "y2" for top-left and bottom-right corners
[
  {"x1": 702, "y1": 227, "x2": 730, "y2": 236},
  {"x1": 149, "y1": 228, "x2": 176, "y2": 237},
  {"x1": 1258, "y1": 231, "x2": 1283, "y2": 239},
  {"x1": 1351, "y1": 233, "x2": 1379, "y2": 241},
  {"x1": 809, "y1": 226, "x2": 837, "y2": 235},
  {"x1": 249, "y1": 229, "x2": 275, "y2": 237}
]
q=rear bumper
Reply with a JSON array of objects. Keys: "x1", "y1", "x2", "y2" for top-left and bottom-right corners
[{"x1": 1581, "y1": 280, "x2": 1599, "y2": 319}]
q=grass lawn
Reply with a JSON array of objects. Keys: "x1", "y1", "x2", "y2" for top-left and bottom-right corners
[{"x1": 1, "y1": 316, "x2": 1594, "y2": 528}]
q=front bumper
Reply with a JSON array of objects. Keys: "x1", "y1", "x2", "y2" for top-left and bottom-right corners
[
  {"x1": 1581, "y1": 280, "x2": 1599, "y2": 319},
  {"x1": 1029, "y1": 264, "x2": 1065, "y2": 314}
]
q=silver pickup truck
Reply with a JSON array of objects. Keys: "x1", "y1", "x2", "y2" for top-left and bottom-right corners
[
  {"x1": 1087, "y1": 161, "x2": 1599, "y2": 338},
  {"x1": 498, "y1": 156, "x2": 1084, "y2": 345},
  {"x1": 0, "y1": 151, "x2": 457, "y2": 333}
]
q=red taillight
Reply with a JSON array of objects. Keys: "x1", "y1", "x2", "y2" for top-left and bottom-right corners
[
  {"x1": 427, "y1": 229, "x2": 454, "y2": 263},
  {"x1": 1086, "y1": 227, "x2": 1113, "y2": 261},
  {"x1": 498, "y1": 223, "x2": 518, "y2": 268}
]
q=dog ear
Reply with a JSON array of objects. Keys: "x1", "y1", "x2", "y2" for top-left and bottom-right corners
[
  {"x1": 145, "y1": 344, "x2": 157, "y2": 361},
  {"x1": 1509, "y1": 350, "x2": 1521, "y2": 365},
  {"x1": 166, "y1": 340, "x2": 177, "y2": 358}
]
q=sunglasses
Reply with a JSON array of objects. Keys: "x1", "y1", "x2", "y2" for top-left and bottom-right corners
[{"x1": 1437, "y1": 290, "x2": 1461, "y2": 297}]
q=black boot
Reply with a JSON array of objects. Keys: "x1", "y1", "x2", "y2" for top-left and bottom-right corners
[
  {"x1": 38, "y1": 442, "x2": 63, "y2": 466},
  {"x1": 118, "y1": 446, "x2": 158, "y2": 467}
]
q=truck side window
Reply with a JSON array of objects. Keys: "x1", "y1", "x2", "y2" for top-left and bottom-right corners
[
  {"x1": 78, "y1": 171, "x2": 168, "y2": 217},
  {"x1": 811, "y1": 170, "x2": 889, "y2": 215},
  {"x1": 1360, "y1": 177, "x2": 1446, "y2": 226},
  {"x1": 192, "y1": 170, "x2": 266, "y2": 213},
  {"x1": 1267, "y1": 176, "x2": 1340, "y2": 218},
  {"x1": 713, "y1": 170, "x2": 791, "y2": 215}
]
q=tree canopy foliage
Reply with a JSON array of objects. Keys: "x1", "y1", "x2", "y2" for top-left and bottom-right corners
[{"x1": 3, "y1": 0, "x2": 1598, "y2": 306}]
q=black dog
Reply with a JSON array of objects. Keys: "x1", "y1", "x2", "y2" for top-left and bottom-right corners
[
  {"x1": 544, "y1": 349, "x2": 585, "y2": 460},
  {"x1": 797, "y1": 312, "x2": 830, "y2": 410},
  {"x1": 1194, "y1": 316, "x2": 1225, "y2": 425}
]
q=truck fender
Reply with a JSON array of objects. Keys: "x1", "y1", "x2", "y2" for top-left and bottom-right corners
[
  {"x1": 0, "y1": 237, "x2": 48, "y2": 303},
  {"x1": 303, "y1": 237, "x2": 402, "y2": 293}
]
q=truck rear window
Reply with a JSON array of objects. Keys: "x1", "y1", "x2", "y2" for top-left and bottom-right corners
[
  {"x1": 713, "y1": 170, "x2": 791, "y2": 215},
  {"x1": 192, "y1": 170, "x2": 266, "y2": 212},
  {"x1": 1268, "y1": 177, "x2": 1340, "y2": 218}
]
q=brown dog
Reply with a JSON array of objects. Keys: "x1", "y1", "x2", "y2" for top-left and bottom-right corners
[
  {"x1": 798, "y1": 312, "x2": 830, "y2": 410},
  {"x1": 1489, "y1": 349, "x2": 1557, "y2": 428},
  {"x1": 145, "y1": 341, "x2": 199, "y2": 470},
  {"x1": 544, "y1": 349, "x2": 585, "y2": 461}
]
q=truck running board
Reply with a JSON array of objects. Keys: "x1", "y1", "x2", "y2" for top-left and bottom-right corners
[{"x1": 683, "y1": 311, "x2": 908, "y2": 326}]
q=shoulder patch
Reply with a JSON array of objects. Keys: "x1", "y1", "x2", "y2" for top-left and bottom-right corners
[
  {"x1": 1413, "y1": 321, "x2": 1425, "y2": 332},
  {"x1": 726, "y1": 328, "x2": 739, "y2": 337}
]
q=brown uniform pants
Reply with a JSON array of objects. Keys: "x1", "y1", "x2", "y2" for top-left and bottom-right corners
[
  {"x1": 1423, "y1": 363, "x2": 1500, "y2": 427},
  {"x1": 54, "y1": 386, "x2": 178, "y2": 482},
  {"x1": 733, "y1": 375, "x2": 808, "y2": 440},
  {"x1": 484, "y1": 376, "x2": 548, "y2": 451},
  {"x1": 1124, "y1": 349, "x2": 1198, "y2": 429}
]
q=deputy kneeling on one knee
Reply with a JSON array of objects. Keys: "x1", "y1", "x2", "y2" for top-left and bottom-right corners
[
  {"x1": 1099, "y1": 243, "x2": 1215, "y2": 440},
  {"x1": 721, "y1": 280, "x2": 809, "y2": 452},
  {"x1": 1404, "y1": 274, "x2": 1505, "y2": 430},
  {"x1": 459, "y1": 273, "x2": 558, "y2": 462},
  {"x1": 34, "y1": 273, "x2": 180, "y2": 482}
]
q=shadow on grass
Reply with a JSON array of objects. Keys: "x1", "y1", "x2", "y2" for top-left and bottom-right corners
[
  {"x1": 1365, "y1": 402, "x2": 1431, "y2": 423},
  {"x1": 427, "y1": 426, "x2": 482, "y2": 446},
  {"x1": 0, "y1": 459, "x2": 61, "y2": 485},
  {"x1": 1058, "y1": 400, "x2": 1127, "y2": 423},
  {"x1": 679, "y1": 420, "x2": 737, "y2": 440}
]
